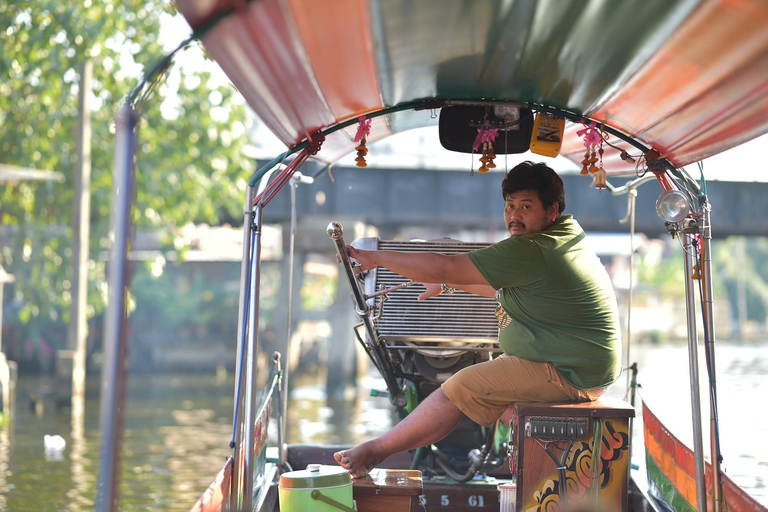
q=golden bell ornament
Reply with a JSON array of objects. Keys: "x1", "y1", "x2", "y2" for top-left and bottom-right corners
[{"x1": 594, "y1": 168, "x2": 606, "y2": 189}]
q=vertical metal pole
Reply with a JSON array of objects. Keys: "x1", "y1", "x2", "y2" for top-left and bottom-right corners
[
  {"x1": 229, "y1": 185, "x2": 255, "y2": 511},
  {"x1": 96, "y1": 103, "x2": 137, "y2": 512},
  {"x1": 627, "y1": 361, "x2": 638, "y2": 507},
  {"x1": 279, "y1": 179, "x2": 299, "y2": 468},
  {"x1": 242, "y1": 203, "x2": 264, "y2": 512},
  {"x1": 275, "y1": 351, "x2": 285, "y2": 470},
  {"x1": 682, "y1": 232, "x2": 707, "y2": 512},
  {"x1": 624, "y1": 190, "x2": 637, "y2": 489},
  {"x1": 69, "y1": 59, "x2": 93, "y2": 406},
  {"x1": 698, "y1": 203, "x2": 723, "y2": 512},
  {"x1": 624, "y1": 190, "x2": 637, "y2": 393}
]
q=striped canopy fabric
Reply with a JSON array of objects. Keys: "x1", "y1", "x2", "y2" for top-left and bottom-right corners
[{"x1": 176, "y1": 0, "x2": 768, "y2": 175}]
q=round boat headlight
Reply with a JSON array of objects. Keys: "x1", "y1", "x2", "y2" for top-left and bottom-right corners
[{"x1": 656, "y1": 190, "x2": 691, "y2": 223}]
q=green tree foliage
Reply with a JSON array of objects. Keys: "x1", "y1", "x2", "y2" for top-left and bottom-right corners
[
  {"x1": 712, "y1": 237, "x2": 768, "y2": 325},
  {"x1": 0, "y1": 2, "x2": 253, "y2": 357},
  {"x1": 636, "y1": 236, "x2": 768, "y2": 334},
  {"x1": 637, "y1": 244, "x2": 685, "y2": 297}
]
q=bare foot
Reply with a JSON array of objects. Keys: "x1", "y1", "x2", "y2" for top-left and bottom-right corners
[{"x1": 333, "y1": 442, "x2": 379, "y2": 479}]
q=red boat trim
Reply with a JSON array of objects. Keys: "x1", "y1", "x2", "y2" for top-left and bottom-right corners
[
  {"x1": 643, "y1": 402, "x2": 768, "y2": 512},
  {"x1": 189, "y1": 457, "x2": 233, "y2": 512}
]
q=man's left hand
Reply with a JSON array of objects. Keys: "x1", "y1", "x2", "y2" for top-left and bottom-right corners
[{"x1": 418, "y1": 283, "x2": 443, "y2": 301}]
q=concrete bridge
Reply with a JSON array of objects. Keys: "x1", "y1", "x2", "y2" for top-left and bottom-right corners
[{"x1": 265, "y1": 165, "x2": 766, "y2": 239}]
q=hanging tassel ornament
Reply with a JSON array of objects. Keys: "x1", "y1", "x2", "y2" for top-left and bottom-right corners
[
  {"x1": 577, "y1": 121, "x2": 601, "y2": 174},
  {"x1": 473, "y1": 128, "x2": 499, "y2": 174},
  {"x1": 580, "y1": 149, "x2": 591, "y2": 175},
  {"x1": 577, "y1": 121, "x2": 608, "y2": 189},
  {"x1": 588, "y1": 148, "x2": 599, "y2": 174},
  {"x1": 354, "y1": 116, "x2": 371, "y2": 168}
]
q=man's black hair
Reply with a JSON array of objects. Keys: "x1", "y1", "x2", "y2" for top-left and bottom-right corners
[{"x1": 501, "y1": 161, "x2": 566, "y2": 214}]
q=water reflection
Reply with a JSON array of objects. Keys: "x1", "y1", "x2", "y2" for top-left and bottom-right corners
[
  {"x1": 0, "y1": 427, "x2": 9, "y2": 510},
  {"x1": 69, "y1": 398, "x2": 93, "y2": 511},
  {"x1": 287, "y1": 373, "x2": 396, "y2": 446},
  {"x1": 163, "y1": 408, "x2": 232, "y2": 507},
  {"x1": 0, "y1": 373, "x2": 235, "y2": 511}
]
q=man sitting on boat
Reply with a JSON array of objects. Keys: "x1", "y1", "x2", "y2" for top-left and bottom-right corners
[{"x1": 334, "y1": 161, "x2": 621, "y2": 479}]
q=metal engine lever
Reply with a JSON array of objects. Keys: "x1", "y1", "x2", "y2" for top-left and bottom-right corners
[
  {"x1": 327, "y1": 221, "x2": 421, "y2": 302},
  {"x1": 327, "y1": 221, "x2": 403, "y2": 401},
  {"x1": 327, "y1": 221, "x2": 371, "y2": 315},
  {"x1": 368, "y1": 281, "x2": 420, "y2": 321},
  {"x1": 366, "y1": 280, "x2": 420, "y2": 299}
]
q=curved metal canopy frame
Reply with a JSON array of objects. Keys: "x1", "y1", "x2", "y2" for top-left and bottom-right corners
[
  {"x1": 127, "y1": 0, "x2": 750, "y2": 195},
  {"x1": 172, "y1": 0, "x2": 768, "y2": 178}
]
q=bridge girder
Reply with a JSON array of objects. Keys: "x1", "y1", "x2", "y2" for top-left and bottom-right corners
[{"x1": 264, "y1": 165, "x2": 764, "y2": 239}]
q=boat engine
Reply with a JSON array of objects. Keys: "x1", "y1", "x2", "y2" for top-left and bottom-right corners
[{"x1": 340, "y1": 236, "x2": 507, "y2": 481}]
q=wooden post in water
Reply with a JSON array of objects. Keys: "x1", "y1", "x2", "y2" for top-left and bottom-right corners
[
  {"x1": 59, "y1": 59, "x2": 93, "y2": 410},
  {"x1": 0, "y1": 266, "x2": 16, "y2": 413},
  {"x1": 327, "y1": 270, "x2": 360, "y2": 400}
]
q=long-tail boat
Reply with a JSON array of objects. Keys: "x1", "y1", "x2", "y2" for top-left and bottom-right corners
[{"x1": 96, "y1": 2, "x2": 768, "y2": 511}]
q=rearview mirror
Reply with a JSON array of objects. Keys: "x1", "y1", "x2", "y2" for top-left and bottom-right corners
[{"x1": 438, "y1": 105, "x2": 534, "y2": 154}]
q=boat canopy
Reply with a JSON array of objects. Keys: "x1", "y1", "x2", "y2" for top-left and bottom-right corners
[{"x1": 174, "y1": 0, "x2": 768, "y2": 175}]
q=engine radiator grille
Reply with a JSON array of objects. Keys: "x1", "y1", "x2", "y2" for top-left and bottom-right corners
[{"x1": 360, "y1": 239, "x2": 500, "y2": 343}]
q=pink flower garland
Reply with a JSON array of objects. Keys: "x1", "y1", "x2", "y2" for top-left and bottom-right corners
[
  {"x1": 576, "y1": 121, "x2": 601, "y2": 149},
  {"x1": 354, "y1": 116, "x2": 371, "y2": 143},
  {"x1": 473, "y1": 127, "x2": 499, "y2": 152}
]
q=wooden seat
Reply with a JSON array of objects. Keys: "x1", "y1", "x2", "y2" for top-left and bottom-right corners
[
  {"x1": 501, "y1": 396, "x2": 635, "y2": 424},
  {"x1": 516, "y1": 395, "x2": 635, "y2": 416},
  {"x1": 353, "y1": 469, "x2": 423, "y2": 512}
]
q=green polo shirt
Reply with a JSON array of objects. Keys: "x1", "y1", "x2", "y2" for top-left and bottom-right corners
[{"x1": 467, "y1": 215, "x2": 620, "y2": 390}]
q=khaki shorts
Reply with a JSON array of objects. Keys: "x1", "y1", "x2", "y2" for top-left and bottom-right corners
[{"x1": 441, "y1": 355, "x2": 605, "y2": 427}]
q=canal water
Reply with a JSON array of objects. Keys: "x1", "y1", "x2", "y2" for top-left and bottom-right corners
[{"x1": 0, "y1": 341, "x2": 765, "y2": 510}]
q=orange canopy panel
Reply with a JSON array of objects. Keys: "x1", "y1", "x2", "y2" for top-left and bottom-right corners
[
  {"x1": 177, "y1": 0, "x2": 337, "y2": 145},
  {"x1": 176, "y1": 0, "x2": 768, "y2": 172},
  {"x1": 287, "y1": 0, "x2": 383, "y2": 121},
  {"x1": 591, "y1": 0, "x2": 768, "y2": 167}
]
